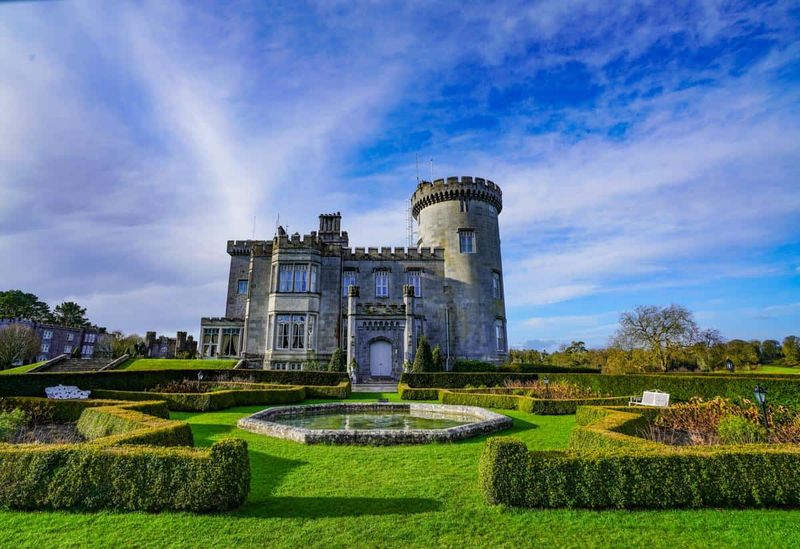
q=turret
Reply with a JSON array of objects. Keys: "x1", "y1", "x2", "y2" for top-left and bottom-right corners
[{"x1": 411, "y1": 176, "x2": 507, "y2": 363}]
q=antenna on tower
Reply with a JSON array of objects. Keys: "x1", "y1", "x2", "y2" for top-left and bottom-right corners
[
  {"x1": 415, "y1": 153, "x2": 420, "y2": 183},
  {"x1": 429, "y1": 158, "x2": 434, "y2": 182}
]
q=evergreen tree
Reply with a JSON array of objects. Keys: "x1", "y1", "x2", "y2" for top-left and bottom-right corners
[
  {"x1": 0, "y1": 290, "x2": 51, "y2": 322},
  {"x1": 412, "y1": 336, "x2": 434, "y2": 372},
  {"x1": 328, "y1": 348, "x2": 345, "y2": 372},
  {"x1": 432, "y1": 345, "x2": 444, "y2": 371},
  {"x1": 51, "y1": 301, "x2": 90, "y2": 328}
]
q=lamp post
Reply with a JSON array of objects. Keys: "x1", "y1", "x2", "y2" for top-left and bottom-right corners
[
  {"x1": 753, "y1": 384, "x2": 768, "y2": 429},
  {"x1": 725, "y1": 359, "x2": 734, "y2": 373},
  {"x1": 543, "y1": 376, "x2": 550, "y2": 399}
]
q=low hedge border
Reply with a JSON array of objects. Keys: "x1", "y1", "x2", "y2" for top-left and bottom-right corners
[
  {"x1": 0, "y1": 398, "x2": 249, "y2": 512},
  {"x1": 0, "y1": 369, "x2": 348, "y2": 397},
  {"x1": 400, "y1": 372, "x2": 800, "y2": 406},
  {"x1": 440, "y1": 390, "x2": 631, "y2": 415},
  {"x1": 397, "y1": 384, "x2": 441, "y2": 401},
  {"x1": 304, "y1": 380, "x2": 352, "y2": 399},
  {"x1": 479, "y1": 405, "x2": 800, "y2": 509}
]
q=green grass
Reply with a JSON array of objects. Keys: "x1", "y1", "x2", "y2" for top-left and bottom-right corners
[
  {"x1": 2, "y1": 393, "x2": 800, "y2": 547},
  {"x1": 735, "y1": 365, "x2": 800, "y2": 375},
  {"x1": 0, "y1": 361, "x2": 46, "y2": 375},
  {"x1": 117, "y1": 358, "x2": 237, "y2": 371}
]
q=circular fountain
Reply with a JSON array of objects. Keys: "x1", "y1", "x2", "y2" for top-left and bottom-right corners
[{"x1": 237, "y1": 402, "x2": 512, "y2": 445}]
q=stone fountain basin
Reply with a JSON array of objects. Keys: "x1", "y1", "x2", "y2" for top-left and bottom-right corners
[{"x1": 236, "y1": 402, "x2": 513, "y2": 445}]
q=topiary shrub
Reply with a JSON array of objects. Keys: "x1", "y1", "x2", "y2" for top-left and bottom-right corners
[
  {"x1": 432, "y1": 346, "x2": 444, "y2": 372},
  {"x1": 0, "y1": 409, "x2": 28, "y2": 442},
  {"x1": 328, "y1": 348, "x2": 346, "y2": 372},
  {"x1": 412, "y1": 337, "x2": 434, "y2": 373},
  {"x1": 717, "y1": 415, "x2": 767, "y2": 444}
]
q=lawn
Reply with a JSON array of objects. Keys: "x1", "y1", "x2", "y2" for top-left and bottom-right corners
[
  {"x1": 735, "y1": 365, "x2": 800, "y2": 375},
  {"x1": 117, "y1": 358, "x2": 238, "y2": 371},
  {"x1": 0, "y1": 361, "x2": 46, "y2": 375},
  {"x1": 2, "y1": 392, "x2": 800, "y2": 547}
]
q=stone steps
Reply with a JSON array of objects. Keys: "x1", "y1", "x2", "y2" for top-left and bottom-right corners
[
  {"x1": 45, "y1": 358, "x2": 112, "y2": 373},
  {"x1": 352, "y1": 383, "x2": 399, "y2": 393}
]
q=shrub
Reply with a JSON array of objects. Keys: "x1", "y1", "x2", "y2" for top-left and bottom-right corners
[
  {"x1": 0, "y1": 409, "x2": 28, "y2": 442},
  {"x1": 412, "y1": 337, "x2": 434, "y2": 373},
  {"x1": 397, "y1": 384, "x2": 440, "y2": 401},
  {"x1": 328, "y1": 348, "x2": 345, "y2": 372},
  {"x1": 432, "y1": 346, "x2": 444, "y2": 372},
  {"x1": 304, "y1": 380, "x2": 351, "y2": 399},
  {"x1": 439, "y1": 390, "x2": 629, "y2": 415},
  {"x1": 452, "y1": 359, "x2": 496, "y2": 372},
  {"x1": 502, "y1": 379, "x2": 603, "y2": 399},
  {"x1": 76, "y1": 404, "x2": 193, "y2": 447},
  {"x1": 481, "y1": 406, "x2": 800, "y2": 509},
  {"x1": 401, "y1": 372, "x2": 540, "y2": 389},
  {"x1": 717, "y1": 415, "x2": 768, "y2": 444},
  {"x1": 452, "y1": 360, "x2": 601, "y2": 374}
]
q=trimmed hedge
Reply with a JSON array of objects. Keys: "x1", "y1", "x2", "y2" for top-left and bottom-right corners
[
  {"x1": 0, "y1": 438, "x2": 249, "y2": 512},
  {"x1": 0, "y1": 396, "x2": 170, "y2": 422},
  {"x1": 401, "y1": 372, "x2": 540, "y2": 389},
  {"x1": 480, "y1": 405, "x2": 800, "y2": 509},
  {"x1": 93, "y1": 384, "x2": 306, "y2": 412},
  {"x1": 304, "y1": 380, "x2": 352, "y2": 399},
  {"x1": 401, "y1": 372, "x2": 800, "y2": 406},
  {"x1": 397, "y1": 384, "x2": 440, "y2": 400},
  {"x1": 0, "y1": 368, "x2": 348, "y2": 397},
  {"x1": 453, "y1": 360, "x2": 600, "y2": 374},
  {"x1": 0, "y1": 398, "x2": 249, "y2": 512},
  {"x1": 440, "y1": 390, "x2": 630, "y2": 415}
]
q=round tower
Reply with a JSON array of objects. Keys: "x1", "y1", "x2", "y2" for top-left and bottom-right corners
[{"x1": 411, "y1": 176, "x2": 507, "y2": 364}]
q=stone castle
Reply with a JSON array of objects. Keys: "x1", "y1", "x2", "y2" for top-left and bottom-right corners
[{"x1": 199, "y1": 176, "x2": 507, "y2": 381}]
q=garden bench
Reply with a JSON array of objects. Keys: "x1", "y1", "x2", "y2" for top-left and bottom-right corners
[
  {"x1": 45, "y1": 385, "x2": 91, "y2": 400},
  {"x1": 629, "y1": 390, "x2": 669, "y2": 407}
]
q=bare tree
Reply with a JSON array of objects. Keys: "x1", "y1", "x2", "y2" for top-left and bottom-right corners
[
  {"x1": 0, "y1": 325, "x2": 41, "y2": 369},
  {"x1": 611, "y1": 305, "x2": 699, "y2": 371}
]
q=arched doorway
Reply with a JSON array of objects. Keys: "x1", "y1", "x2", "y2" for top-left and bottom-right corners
[{"x1": 369, "y1": 340, "x2": 392, "y2": 377}]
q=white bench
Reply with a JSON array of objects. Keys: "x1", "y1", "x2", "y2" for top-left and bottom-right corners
[
  {"x1": 45, "y1": 385, "x2": 91, "y2": 400},
  {"x1": 629, "y1": 390, "x2": 669, "y2": 407}
]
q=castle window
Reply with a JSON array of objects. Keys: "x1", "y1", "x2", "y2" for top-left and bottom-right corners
[
  {"x1": 64, "y1": 344, "x2": 73, "y2": 354},
  {"x1": 85, "y1": 333, "x2": 96, "y2": 343},
  {"x1": 237, "y1": 279, "x2": 249, "y2": 295},
  {"x1": 492, "y1": 271, "x2": 502, "y2": 299},
  {"x1": 291, "y1": 315, "x2": 306, "y2": 349},
  {"x1": 459, "y1": 230, "x2": 475, "y2": 253},
  {"x1": 276, "y1": 315, "x2": 291, "y2": 349},
  {"x1": 310, "y1": 265, "x2": 319, "y2": 292},
  {"x1": 81, "y1": 345, "x2": 93, "y2": 357},
  {"x1": 41, "y1": 343, "x2": 50, "y2": 353},
  {"x1": 221, "y1": 328, "x2": 241, "y2": 356},
  {"x1": 294, "y1": 266, "x2": 308, "y2": 292},
  {"x1": 343, "y1": 271, "x2": 357, "y2": 296},
  {"x1": 406, "y1": 270, "x2": 421, "y2": 297},
  {"x1": 202, "y1": 328, "x2": 218, "y2": 357},
  {"x1": 278, "y1": 265, "x2": 293, "y2": 292},
  {"x1": 495, "y1": 320, "x2": 505, "y2": 352},
  {"x1": 43, "y1": 330, "x2": 52, "y2": 340},
  {"x1": 375, "y1": 271, "x2": 389, "y2": 298},
  {"x1": 66, "y1": 333, "x2": 74, "y2": 342},
  {"x1": 460, "y1": 199, "x2": 469, "y2": 212}
]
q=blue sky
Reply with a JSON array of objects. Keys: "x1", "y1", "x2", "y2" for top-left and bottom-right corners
[{"x1": 1, "y1": 1, "x2": 798, "y2": 349}]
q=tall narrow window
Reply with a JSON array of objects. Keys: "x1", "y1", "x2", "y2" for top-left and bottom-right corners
[
  {"x1": 343, "y1": 271, "x2": 357, "y2": 296},
  {"x1": 41, "y1": 343, "x2": 50, "y2": 353},
  {"x1": 203, "y1": 328, "x2": 218, "y2": 357},
  {"x1": 495, "y1": 320, "x2": 505, "y2": 352},
  {"x1": 460, "y1": 199, "x2": 469, "y2": 212},
  {"x1": 276, "y1": 315, "x2": 291, "y2": 349},
  {"x1": 310, "y1": 265, "x2": 319, "y2": 292},
  {"x1": 278, "y1": 265, "x2": 293, "y2": 292},
  {"x1": 406, "y1": 270, "x2": 421, "y2": 297},
  {"x1": 64, "y1": 345, "x2": 73, "y2": 354},
  {"x1": 221, "y1": 328, "x2": 241, "y2": 356},
  {"x1": 459, "y1": 230, "x2": 475, "y2": 253},
  {"x1": 291, "y1": 315, "x2": 306, "y2": 349},
  {"x1": 375, "y1": 271, "x2": 389, "y2": 297},
  {"x1": 237, "y1": 279, "x2": 249, "y2": 295},
  {"x1": 43, "y1": 330, "x2": 53, "y2": 340},
  {"x1": 66, "y1": 333, "x2": 74, "y2": 342},
  {"x1": 492, "y1": 271, "x2": 502, "y2": 299},
  {"x1": 294, "y1": 266, "x2": 308, "y2": 292}
]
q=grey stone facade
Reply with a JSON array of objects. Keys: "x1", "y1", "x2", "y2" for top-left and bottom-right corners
[
  {"x1": 143, "y1": 331, "x2": 198, "y2": 359},
  {"x1": 200, "y1": 176, "x2": 507, "y2": 380}
]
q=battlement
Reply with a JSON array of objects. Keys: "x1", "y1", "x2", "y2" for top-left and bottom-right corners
[
  {"x1": 411, "y1": 175, "x2": 502, "y2": 218},
  {"x1": 227, "y1": 240, "x2": 272, "y2": 256},
  {"x1": 342, "y1": 246, "x2": 445, "y2": 261}
]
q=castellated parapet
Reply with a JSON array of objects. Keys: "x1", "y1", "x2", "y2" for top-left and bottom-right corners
[{"x1": 411, "y1": 176, "x2": 503, "y2": 219}]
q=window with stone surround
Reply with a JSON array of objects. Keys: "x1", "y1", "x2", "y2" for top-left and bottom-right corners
[
  {"x1": 343, "y1": 271, "x2": 357, "y2": 296},
  {"x1": 276, "y1": 315, "x2": 291, "y2": 349},
  {"x1": 221, "y1": 328, "x2": 241, "y2": 356},
  {"x1": 64, "y1": 344, "x2": 73, "y2": 354},
  {"x1": 277, "y1": 264, "x2": 319, "y2": 293},
  {"x1": 492, "y1": 271, "x2": 502, "y2": 299},
  {"x1": 406, "y1": 270, "x2": 421, "y2": 297},
  {"x1": 66, "y1": 333, "x2": 74, "y2": 342},
  {"x1": 375, "y1": 270, "x2": 389, "y2": 297},
  {"x1": 203, "y1": 328, "x2": 219, "y2": 357},
  {"x1": 495, "y1": 319, "x2": 505, "y2": 352},
  {"x1": 459, "y1": 230, "x2": 475, "y2": 253},
  {"x1": 41, "y1": 343, "x2": 50, "y2": 353},
  {"x1": 237, "y1": 279, "x2": 249, "y2": 295},
  {"x1": 291, "y1": 315, "x2": 306, "y2": 349},
  {"x1": 43, "y1": 330, "x2": 53, "y2": 340},
  {"x1": 81, "y1": 345, "x2": 93, "y2": 357},
  {"x1": 274, "y1": 314, "x2": 310, "y2": 350}
]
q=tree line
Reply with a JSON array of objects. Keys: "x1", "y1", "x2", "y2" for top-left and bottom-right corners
[
  {"x1": 0, "y1": 290, "x2": 94, "y2": 328},
  {"x1": 510, "y1": 305, "x2": 800, "y2": 373}
]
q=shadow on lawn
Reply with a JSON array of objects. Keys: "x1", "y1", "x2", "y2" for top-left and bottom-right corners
[{"x1": 238, "y1": 496, "x2": 441, "y2": 518}]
